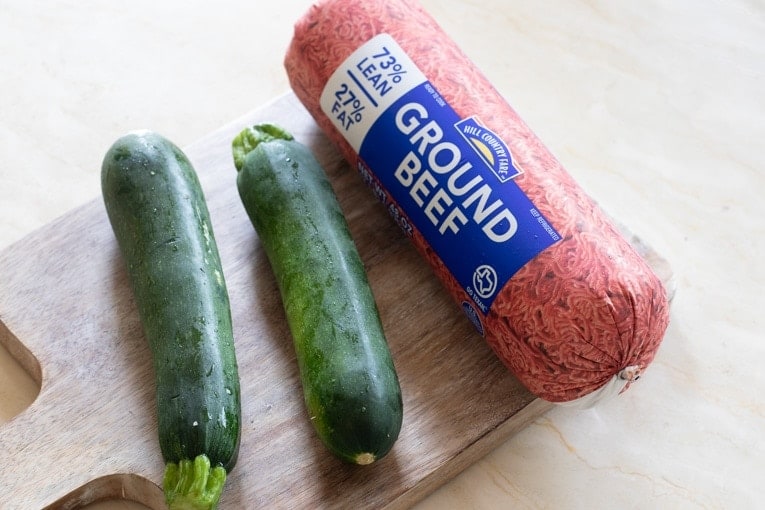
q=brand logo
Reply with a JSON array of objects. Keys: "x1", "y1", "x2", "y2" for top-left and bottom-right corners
[{"x1": 455, "y1": 116, "x2": 522, "y2": 183}]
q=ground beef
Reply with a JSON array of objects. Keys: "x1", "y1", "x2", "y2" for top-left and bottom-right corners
[{"x1": 284, "y1": 0, "x2": 670, "y2": 403}]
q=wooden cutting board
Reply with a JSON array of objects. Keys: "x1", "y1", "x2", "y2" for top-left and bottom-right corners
[{"x1": 0, "y1": 92, "x2": 674, "y2": 510}]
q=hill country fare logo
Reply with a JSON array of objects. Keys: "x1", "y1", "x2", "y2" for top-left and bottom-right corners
[{"x1": 455, "y1": 116, "x2": 522, "y2": 183}]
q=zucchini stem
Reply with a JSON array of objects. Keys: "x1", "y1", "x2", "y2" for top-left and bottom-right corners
[
  {"x1": 354, "y1": 452, "x2": 376, "y2": 465},
  {"x1": 163, "y1": 454, "x2": 227, "y2": 510},
  {"x1": 232, "y1": 123, "x2": 294, "y2": 172}
]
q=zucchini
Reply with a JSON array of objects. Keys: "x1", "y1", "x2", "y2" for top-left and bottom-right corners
[
  {"x1": 232, "y1": 124, "x2": 403, "y2": 465},
  {"x1": 101, "y1": 130, "x2": 241, "y2": 509}
]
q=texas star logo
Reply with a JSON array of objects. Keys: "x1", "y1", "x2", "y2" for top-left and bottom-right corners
[{"x1": 473, "y1": 264, "x2": 498, "y2": 299}]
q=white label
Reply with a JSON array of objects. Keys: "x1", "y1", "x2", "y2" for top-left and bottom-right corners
[{"x1": 320, "y1": 33, "x2": 427, "y2": 152}]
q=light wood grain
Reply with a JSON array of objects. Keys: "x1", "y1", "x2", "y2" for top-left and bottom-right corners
[{"x1": 0, "y1": 93, "x2": 669, "y2": 509}]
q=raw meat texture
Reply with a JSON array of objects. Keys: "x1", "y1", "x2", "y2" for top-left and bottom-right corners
[{"x1": 284, "y1": 0, "x2": 670, "y2": 403}]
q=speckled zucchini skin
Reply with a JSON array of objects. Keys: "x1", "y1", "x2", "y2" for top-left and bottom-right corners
[
  {"x1": 101, "y1": 130, "x2": 241, "y2": 473},
  {"x1": 234, "y1": 125, "x2": 402, "y2": 464}
]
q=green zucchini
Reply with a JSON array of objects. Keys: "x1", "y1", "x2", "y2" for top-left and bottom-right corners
[
  {"x1": 101, "y1": 130, "x2": 241, "y2": 509},
  {"x1": 232, "y1": 124, "x2": 403, "y2": 465}
]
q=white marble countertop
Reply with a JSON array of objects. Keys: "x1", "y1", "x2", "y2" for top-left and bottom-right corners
[{"x1": 1, "y1": 1, "x2": 763, "y2": 508}]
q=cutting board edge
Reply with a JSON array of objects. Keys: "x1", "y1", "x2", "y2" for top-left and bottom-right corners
[{"x1": 386, "y1": 398, "x2": 553, "y2": 510}]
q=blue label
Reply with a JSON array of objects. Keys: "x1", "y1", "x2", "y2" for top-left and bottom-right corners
[{"x1": 358, "y1": 81, "x2": 561, "y2": 313}]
